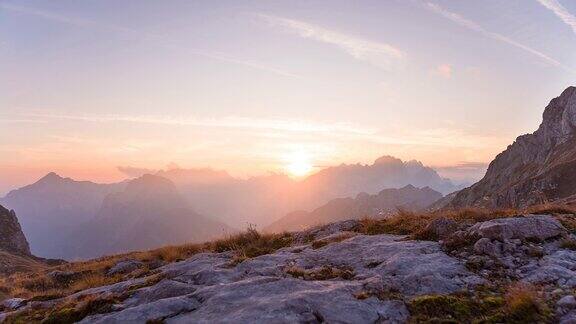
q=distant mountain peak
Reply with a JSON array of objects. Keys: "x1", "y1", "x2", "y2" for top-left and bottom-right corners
[
  {"x1": 125, "y1": 174, "x2": 178, "y2": 194},
  {"x1": 37, "y1": 172, "x2": 64, "y2": 183},
  {"x1": 373, "y1": 155, "x2": 402, "y2": 165}
]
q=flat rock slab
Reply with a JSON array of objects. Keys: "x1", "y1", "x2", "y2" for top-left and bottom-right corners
[
  {"x1": 77, "y1": 233, "x2": 482, "y2": 323},
  {"x1": 168, "y1": 277, "x2": 408, "y2": 324}
]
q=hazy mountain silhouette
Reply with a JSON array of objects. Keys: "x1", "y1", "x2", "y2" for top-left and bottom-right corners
[
  {"x1": 0, "y1": 173, "x2": 125, "y2": 258},
  {"x1": 2, "y1": 155, "x2": 459, "y2": 259},
  {"x1": 445, "y1": 86, "x2": 576, "y2": 208},
  {"x1": 61, "y1": 175, "x2": 232, "y2": 259},
  {"x1": 266, "y1": 185, "x2": 442, "y2": 233},
  {"x1": 159, "y1": 156, "x2": 459, "y2": 228}
]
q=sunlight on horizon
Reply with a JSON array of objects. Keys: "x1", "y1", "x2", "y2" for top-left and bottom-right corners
[{"x1": 284, "y1": 150, "x2": 314, "y2": 178}]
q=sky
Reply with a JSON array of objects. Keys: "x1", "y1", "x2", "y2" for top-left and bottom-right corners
[{"x1": 1, "y1": 0, "x2": 575, "y2": 195}]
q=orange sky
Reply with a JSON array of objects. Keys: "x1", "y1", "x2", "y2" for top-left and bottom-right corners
[{"x1": 1, "y1": 0, "x2": 575, "y2": 194}]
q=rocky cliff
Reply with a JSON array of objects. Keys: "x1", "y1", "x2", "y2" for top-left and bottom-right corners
[
  {"x1": 449, "y1": 86, "x2": 576, "y2": 208},
  {"x1": 0, "y1": 205, "x2": 30, "y2": 256}
]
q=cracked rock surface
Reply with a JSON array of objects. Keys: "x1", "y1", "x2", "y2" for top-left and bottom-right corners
[{"x1": 76, "y1": 230, "x2": 481, "y2": 323}]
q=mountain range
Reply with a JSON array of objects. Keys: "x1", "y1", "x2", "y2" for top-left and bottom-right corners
[
  {"x1": 265, "y1": 185, "x2": 442, "y2": 233},
  {"x1": 158, "y1": 156, "x2": 460, "y2": 227},
  {"x1": 1, "y1": 156, "x2": 458, "y2": 259},
  {"x1": 0, "y1": 173, "x2": 125, "y2": 258}
]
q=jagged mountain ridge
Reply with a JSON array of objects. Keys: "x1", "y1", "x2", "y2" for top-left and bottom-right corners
[
  {"x1": 266, "y1": 185, "x2": 442, "y2": 233},
  {"x1": 448, "y1": 86, "x2": 576, "y2": 208},
  {"x1": 160, "y1": 155, "x2": 460, "y2": 228}
]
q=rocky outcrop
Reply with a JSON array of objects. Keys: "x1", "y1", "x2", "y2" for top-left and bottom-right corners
[
  {"x1": 266, "y1": 185, "x2": 442, "y2": 232},
  {"x1": 448, "y1": 86, "x2": 576, "y2": 208},
  {"x1": 442, "y1": 214, "x2": 575, "y2": 288},
  {"x1": 466, "y1": 215, "x2": 565, "y2": 241},
  {"x1": 0, "y1": 205, "x2": 30, "y2": 256},
  {"x1": 0, "y1": 205, "x2": 55, "y2": 275}
]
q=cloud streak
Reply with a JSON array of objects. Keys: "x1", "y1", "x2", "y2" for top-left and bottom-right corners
[
  {"x1": 422, "y1": 1, "x2": 575, "y2": 74},
  {"x1": 536, "y1": 0, "x2": 576, "y2": 35},
  {"x1": 18, "y1": 112, "x2": 378, "y2": 135},
  {"x1": 255, "y1": 13, "x2": 405, "y2": 70},
  {"x1": 0, "y1": 3, "x2": 299, "y2": 78}
]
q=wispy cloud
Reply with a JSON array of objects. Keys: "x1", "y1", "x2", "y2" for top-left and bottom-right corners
[
  {"x1": 422, "y1": 1, "x2": 575, "y2": 74},
  {"x1": 18, "y1": 112, "x2": 378, "y2": 135},
  {"x1": 536, "y1": 0, "x2": 576, "y2": 35},
  {"x1": 0, "y1": 3, "x2": 299, "y2": 78},
  {"x1": 255, "y1": 13, "x2": 406, "y2": 70},
  {"x1": 0, "y1": 118, "x2": 47, "y2": 123},
  {"x1": 434, "y1": 64, "x2": 453, "y2": 78}
]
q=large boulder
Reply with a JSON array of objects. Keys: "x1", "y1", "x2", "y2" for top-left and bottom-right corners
[{"x1": 467, "y1": 215, "x2": 566, "y2": 242}]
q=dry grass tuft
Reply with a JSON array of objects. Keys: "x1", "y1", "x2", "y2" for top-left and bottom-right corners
[
  {"x1": 141, "y1": 244, "x2": 202, "y2": 263},
  {"x1": 527, "y1": 204, "x2": 576, "y2": 216},
  {"x1": 311, "y1": 232, "x2": 356, "y2": 249},
  {"x1": 285, "y1": 265, "x2": 354, "y2": 281},
  {"x1": 560, "y1": 238, "x2": 576, "y2": 250},
  {"x1": 357, "y1": 207, "x2": 519, "y2": 239},
  {"x1": 210, "y1": 226, "x2": 293, "y2": 264},
  {"x1": 5, "y1": 294, "x2": 119, "y2": 324},
  {"x1": 504, "y1": 282, "x2": 550, "y2": 322}
]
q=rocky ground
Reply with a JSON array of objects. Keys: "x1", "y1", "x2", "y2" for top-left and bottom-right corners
[{"x1": 1, "y1": 213, "x2": 576, "y2": 323}]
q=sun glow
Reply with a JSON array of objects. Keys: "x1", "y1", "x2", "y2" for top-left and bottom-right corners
[{"x1": 285, "y1": 151, "x2": 313, "y2": 177}]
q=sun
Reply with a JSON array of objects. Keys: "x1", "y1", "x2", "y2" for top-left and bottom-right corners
[{"x1": 285, "y1": 151, "x2": 313, "y2": 177}]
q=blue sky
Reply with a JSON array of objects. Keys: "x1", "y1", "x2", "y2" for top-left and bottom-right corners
[{"x1": 0, "y1": 0, "x2": 575, "y2": 193}]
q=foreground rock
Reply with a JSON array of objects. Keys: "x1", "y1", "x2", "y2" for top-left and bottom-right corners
[
  {"x1": 80, "y1": 233, "x2": 482, "y2": 323},
  {"x1": 3, "y1": 214, "x2": 576, "y2": 323}
]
